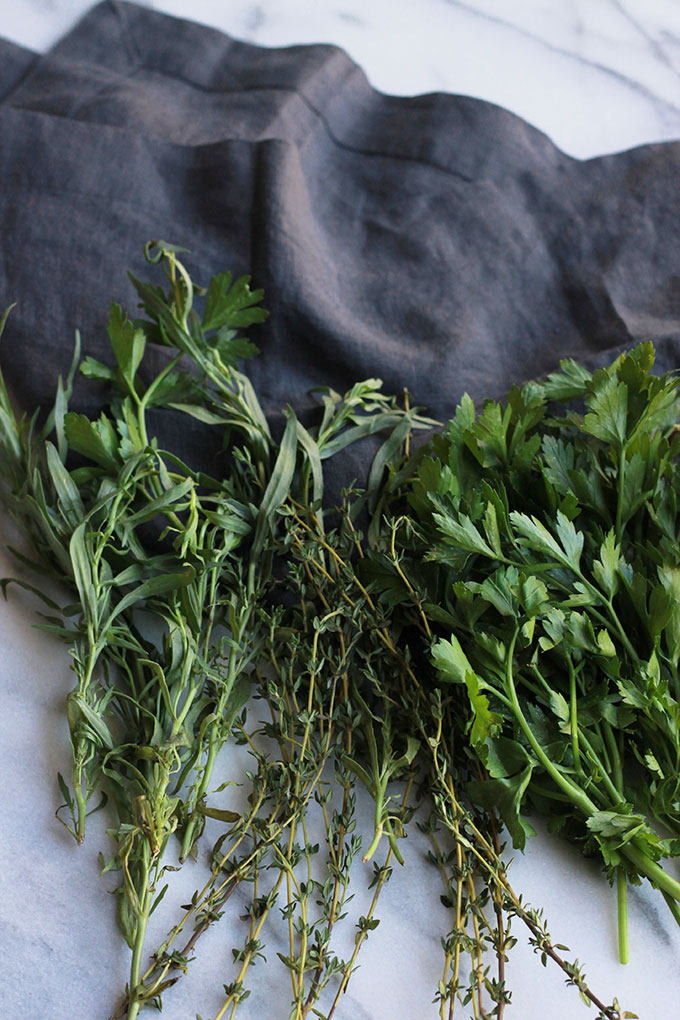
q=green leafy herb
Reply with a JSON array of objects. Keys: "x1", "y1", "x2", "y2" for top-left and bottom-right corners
[
  {"x1": 0, "y1": 245, "x2": 433, "y2": 1020},
  {"x1": 389, "y1": 341, "x2": 680, "y2": 970},
  {"x1": 0, "y1": 247, "x2": 633, "y2": 1020}
]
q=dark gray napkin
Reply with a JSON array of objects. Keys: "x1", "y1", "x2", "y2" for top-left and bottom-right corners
[{"x1": 1, "y1": 0, "x2": 680, "y2": 479}]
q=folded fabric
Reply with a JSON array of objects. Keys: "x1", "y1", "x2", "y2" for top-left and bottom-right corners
[{"x1": 1, "y1": 0, "x2": 680, "y2": 481}]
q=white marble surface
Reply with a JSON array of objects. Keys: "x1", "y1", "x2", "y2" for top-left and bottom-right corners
[{"x1": 3, "y1": 2, "x2": 680, "y2": 1019}]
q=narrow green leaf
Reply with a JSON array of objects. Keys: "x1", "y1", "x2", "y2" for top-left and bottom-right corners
[
  {"x1": 251, "y1": 411, "x2": 297, "y2": 560},
  {"x1": 102, "y1": 565, "x2": 195, "y2": 632},
  {"x1": 66, "y1": 692, "x2": 114, "y2": 750},
  {"x1": 367, "y1": 417, "x2": 412, "y2": 511},
  {"x1": 295, "y1": 418, "x2": 324, "y2": 507},
  {"x1": 69, "y1": 523, "x2": 97, "y2": 622},
  {"x1": 149, "y1": 883, "x2": 169, "y2": 917},
  {"x1": 122, "y1": 478, "x2": 195, "y2": 531},
  {"x1": 198, "y1": 806, "x2": 241, "y2": 823},
  {"x1": 45, "y1": 443, "x2": 84, "y2": 528}
]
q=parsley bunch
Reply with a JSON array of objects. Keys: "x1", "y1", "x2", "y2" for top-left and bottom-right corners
[{"x1": 403, "y1": 342, "x2": 680, "y2": 962}]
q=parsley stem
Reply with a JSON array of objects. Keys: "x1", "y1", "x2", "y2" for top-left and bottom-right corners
[
  {"x1": 140, "y1": 353, "x2": 183, "y2": 409},
  {"x1": 603, "y1": 721, "x2": 623, "y2": 795},
  {"x1": 615, "y1": 444, "x2": 626, "y2": 543},
  {"x1": 598, "y1": 719, "x2": 632, "y2": 961},
  {"x1": 603, "y1": 599, "x2": 639, "y2": 663},
  {"x1": 617, "y1": 869, "x2": 629, "y2": 965},
  {"x1": 504, "y1": 629, "x2": 598, "y2": 817},
  {"x1": 662, "y1": 890, "x2": 680, "y2": 927},
  {"x1": 574, "y1": 566, "x2": 639, "y2": 663},
  {"x1": 577, "y1": 732, "x2": 623, "y2": 807},
  {"x1": 568, "y1": 659, "x2": 581, "y2": 776}
]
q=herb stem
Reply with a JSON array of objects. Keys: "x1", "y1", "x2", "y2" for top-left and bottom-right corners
[
  {"x1": 466, "y1": 871, "x2": 484, "y2": 1019},
  {"x1": 662, "y1": 890, "x2": 680, "y2": 927},
  {"x1": 568, "y1": 659, "x2": 582, "y2": 775},
  {"x1": 437, "y1": 771, "x2": 621, "y2": 1020},
  {"x1": 504, "y1": 630, "x2": 598, "y2": 817},
  {"x1": 617, "y1": 869, "x2": 629, "y2": 965},
  {"x1": 602, "y1": 722, "x2": 623, "y2": 795},
  {"x1": 622, "y1": 843, "x2": 680, "y2": 903},
  {"x1": 180, "y1": 601, "x2": 254, "y2": 861},
  {"x1": 577, "y1": 733, "x2": 623, "y2": 807},
  {"x1": 126, "y1": 844, "x2": 153, "y2": 1020},
  {"x1": 615, "y1": 445, "x2": 626, "y2": 543},
  {"x1": 326, "y1": 777, "x2": 413, "y2": 1020}
]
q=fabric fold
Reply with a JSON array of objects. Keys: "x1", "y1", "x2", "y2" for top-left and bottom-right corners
[{"x1": 0, "y1": 38, "x2": 39, "y2": 101}]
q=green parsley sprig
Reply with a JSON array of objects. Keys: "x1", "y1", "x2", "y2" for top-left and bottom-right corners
[{"x1": 397, "y1": 341, "x2": 680, "y2": 965}]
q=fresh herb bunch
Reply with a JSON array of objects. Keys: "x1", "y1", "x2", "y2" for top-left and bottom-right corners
[
  {"x1": 109, "y1": 501, "x2": 428, "y2": 1019},
  {"x1": 0, "y1": 244, "x2": 286, "y2": 1019},
  {"x1": 0, "y1": 244, "x2": 634, "y2": 1019},
  {"x1": 390, "y1": 341, "x2": 680, "y2": 966},
  {"x1": 111, "y1": 499, "x2": 424, "y2": 1020},
  {"x1": 314, "y1": 502, "x2": 630, "y2": 1019},
  {"x1": 0, "y1": 243, "x2": 435, "y2": 1019}
]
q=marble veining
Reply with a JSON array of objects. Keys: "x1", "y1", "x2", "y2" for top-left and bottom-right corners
[
  {"x1": 445, "y1": 0, "x2": 680, "y2": 110},
  {"x1": 3, "y1": 2, "x2": 680, "y2": 1019}
]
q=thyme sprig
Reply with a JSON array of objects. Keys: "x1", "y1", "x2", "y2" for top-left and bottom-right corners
[{"x1": 287, "y1": 494, "x2": 629, "y2": 1018}]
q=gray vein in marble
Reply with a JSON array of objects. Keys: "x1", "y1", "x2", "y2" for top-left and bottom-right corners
[
  {"x1": 612, "y1": 0, "x2": 680, "y2": 81},
  {"x1": 336, "y1": 994, "x2": 376, "y2": 1020},
  {"x1": 443, "y1": 0, "x2": 680, "y2": 120},
  {"x1": 567, "y1": 0, "x2": 586, "y2": 40},
  {"x1": 661, "y1": 28, "x2": 680, "y2": 61},
  {"x1": 337, "y1": 11, "x2": 365, "y2": 26},
  {"x1": 629, "y1": 883, "x2": 674, "y2": 948},
  {"x1": 244, "y1": 5, "x2": 265, "y2": 36}
]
